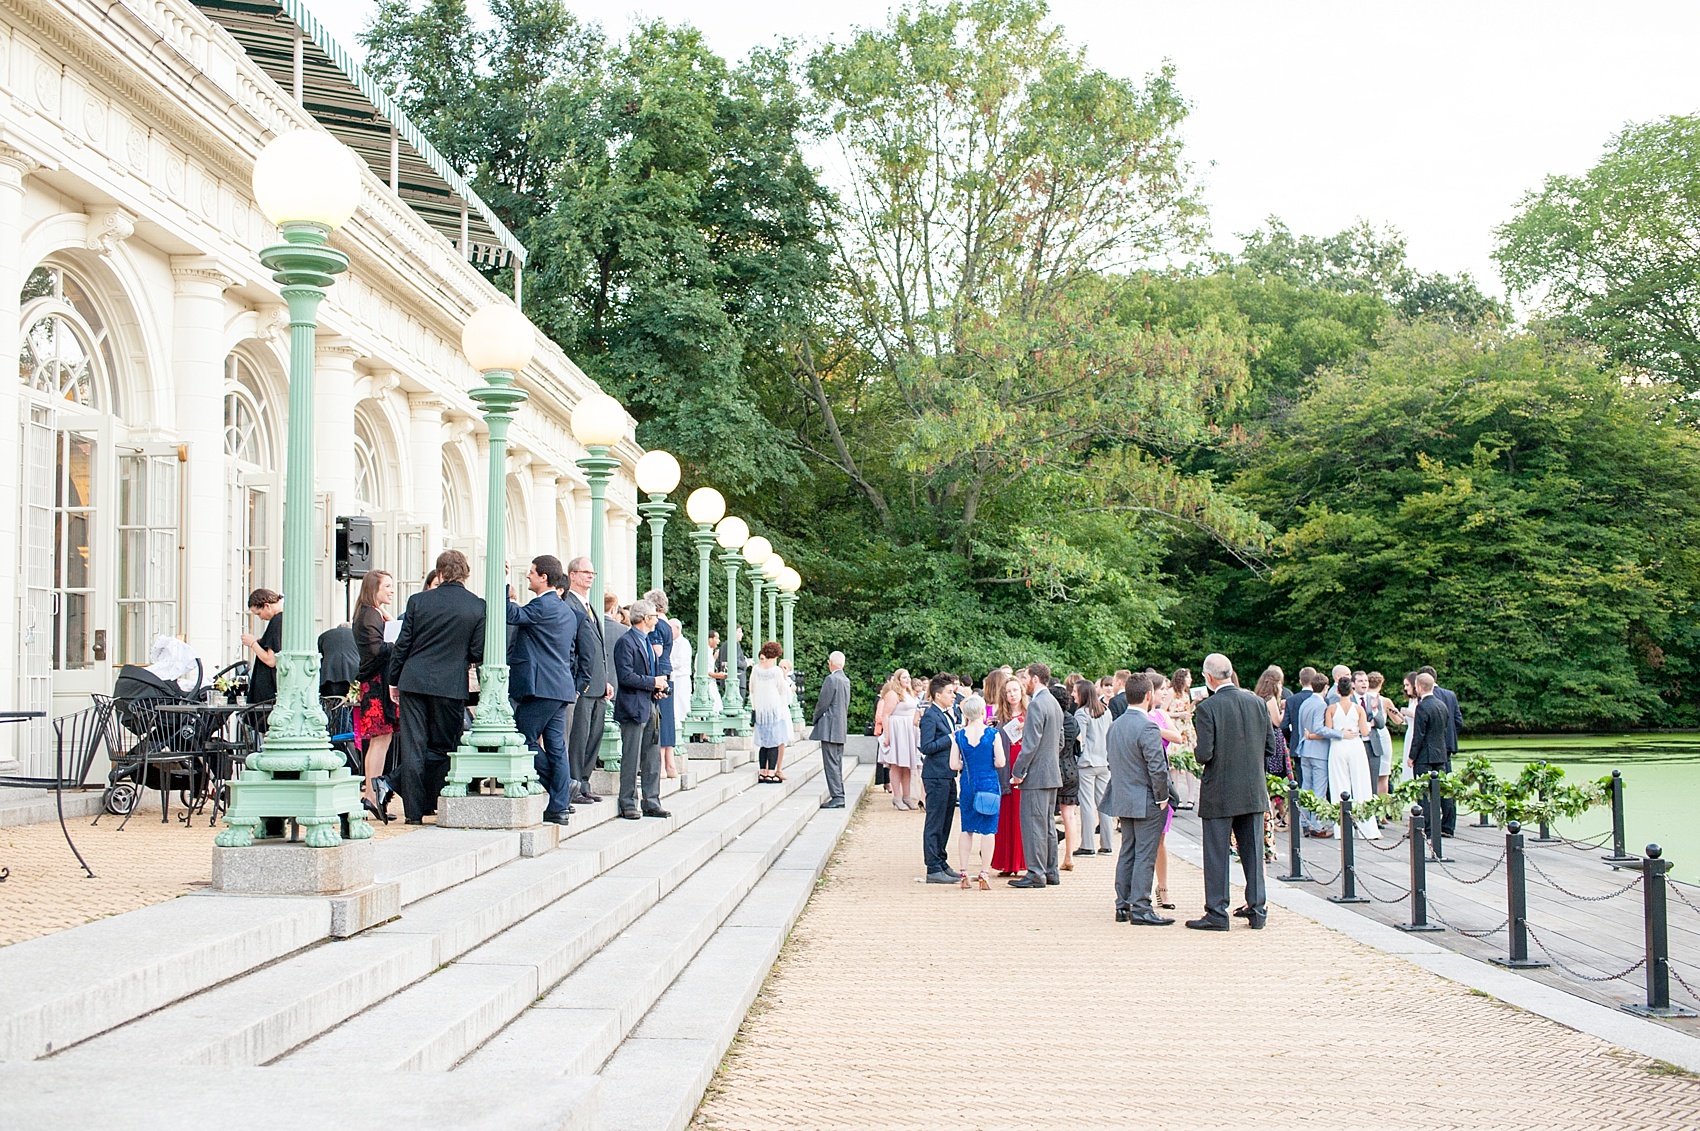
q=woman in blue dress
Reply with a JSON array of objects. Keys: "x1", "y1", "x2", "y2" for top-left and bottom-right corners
[{"x1": 951, "y1": 694, "x2": 1006, "y2": 890}]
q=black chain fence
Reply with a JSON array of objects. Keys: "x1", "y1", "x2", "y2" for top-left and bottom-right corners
[{"x1": 1524, "y1": 855, "x2": 1644, "y2": 903}]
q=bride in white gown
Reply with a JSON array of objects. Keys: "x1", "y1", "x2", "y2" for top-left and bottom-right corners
[{"x1": 1326, "y1": 677, "x2": 1380, "y2": 840}]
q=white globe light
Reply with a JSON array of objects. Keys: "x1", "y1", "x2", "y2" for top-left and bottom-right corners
[
  {"x1": 461, "y1": 304, "x2": 535, "y2": 373},
  {"x1": 778, "y1": 566, "x2": 801, "y2": 592},
  {"x1": 715, "y1": 515, "x2": 749, "y2": 549},
  {"x1": 252, "y1": 130, "x2": 362, "y2": 230},
  {"x1": 686, "y1": 487, "x2": 726, "y2": 525},
  {"x1": 634, "y1": 450, "x2": 682, "y2": 495},
  {"x1": 763, "y1": 554, "x2": 785, "y2": 580},
  {"x1": 570, "y1": 392, "x2": 627, "y2": 448},
  {"x1": 742, "y1": 536, "x2": 773, "y2": 567}
]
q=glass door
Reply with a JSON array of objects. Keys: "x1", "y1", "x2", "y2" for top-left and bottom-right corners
[{"x1": 117, "y1": 448, "x2": 183, "y2": 667}]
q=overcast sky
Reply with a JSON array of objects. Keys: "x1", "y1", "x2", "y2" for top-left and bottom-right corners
[{"x1": 312, "y1": 1, "x2": 1700, "y2": 296}]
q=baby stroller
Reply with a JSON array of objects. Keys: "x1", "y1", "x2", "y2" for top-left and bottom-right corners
[{"x1": 103, "y1": 659, "x2": 211, "y2": 822}]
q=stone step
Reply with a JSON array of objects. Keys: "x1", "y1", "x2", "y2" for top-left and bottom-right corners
[
  {"x1": 456, "y1": 767, "x2": 837, "y2": 1079},
  {"x1": 274, "y1": 752, "x2": 828, "y2": 1074},
  {"x1": 54, "y1": 766, "x2": 763, "y2": 1068},
  {"x1": 597, "y1": 764, "x2": 873, "y2": 1131}
]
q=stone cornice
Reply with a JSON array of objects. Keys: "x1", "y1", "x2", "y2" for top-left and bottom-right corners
[{"x1": 169, "y1": 253, "x2": 233, "y2": 291}]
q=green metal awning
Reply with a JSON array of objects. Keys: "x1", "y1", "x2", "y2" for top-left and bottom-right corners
[{"x1": 194, "y1": 0, "x2": 527, "y2": 270}]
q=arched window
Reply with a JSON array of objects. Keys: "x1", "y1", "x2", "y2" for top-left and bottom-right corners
[
  {"x1": 224, "y1": 355, "x2": 277, "y2": 659},
  {"x1": 354, "y1": 430, "x2": 381, "y2": 515},
  {"x1": 19, "y1": 265, "x2": 118, "y2": 413}
]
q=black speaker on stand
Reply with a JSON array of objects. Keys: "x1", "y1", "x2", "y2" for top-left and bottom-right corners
[{"x1": 335, "y1": 515, "x2": 374, "y2": 622}]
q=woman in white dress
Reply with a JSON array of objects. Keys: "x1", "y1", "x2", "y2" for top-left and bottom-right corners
[
  {"x1": 881, "y1": 671, "x2": 923, "y2": 810},
  {"x1": 668, "y1": 617, "x2": 692, "y2": 738},
  {"x1": 1326, "y1": 675, "x2": 1380, "y2": 840},
  {"x1": 749, "y1": 641, "x2": 792, "y2": 783},
  {"x1": 1396, "y1": 672, "x2": 1418, "y2": 786}
]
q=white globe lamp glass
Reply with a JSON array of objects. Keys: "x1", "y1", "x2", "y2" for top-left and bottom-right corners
[
  {"x1": 778, "y1": 567, "x2": 801, "y2": 592},
  {"x1": 686, "y1": 487, "x2": 726, "y2": 525},
  {"x1": 715, "y1": 516, "x2": 749, "y2": 550},
  {"x1": 741, "y1": 536, "x2": 773, "y2": 567},
  {"x1": 635, "y1": 450, "x2": 682, "y2": 495},
  {"x1": 763, "y1": 554, "x2": 785, "y2": 580},
  {"x1": 570, "y1": 393, "x2": 627, "y2": 448},
  {"x1": 461, "y1": 304, "x2": 535, "y2": 373},
  {"x1": 253, "y1": 131, "x2": 362, "y2": 230}
]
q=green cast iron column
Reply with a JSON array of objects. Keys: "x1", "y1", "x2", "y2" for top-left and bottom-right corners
[
  {"x1": 218, "y1": 223, "x2": 368, "y2": 848},
  {"x1": 780, "y1": 589, "x2": 803, "y2": 729},
  {"x1": 719, "y1": 549, "x2": 750, "y2": 735},
  {"x1": 441, "y1": 367, "x2": 540, "y2": 799},
  {"x1": 684, "y1": 524, "x2": 722, "y2": 742},
  {"x1": 638, "y1": 494, "x2": 674, "y2": 593},
  {"x1": 577, "y1": 447, "x2": 623, "y2": 769}
]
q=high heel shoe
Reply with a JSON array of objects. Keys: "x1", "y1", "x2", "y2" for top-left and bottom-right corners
[
  {"x1": 361, "y1": 796, "x2": 390, "y2": 824},
  {"x1": 1156, "y1": 885, "x2": 1174, "y2": 909},
  {"x1": 959, "y1": 872, "x2": 971, "y2": 889},
  {"x1": 976, "y1": 873, "x2": 990, "y2": 891}
]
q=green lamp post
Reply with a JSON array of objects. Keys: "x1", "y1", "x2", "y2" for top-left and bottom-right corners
[
  {"x1": 715, "y1": 516, "x2": 751, "y2": 736},
  {"x1": 743, "y1": 536, "x2": 772, "y2": 652},
  {"x1": 684, "y1": 487, "x2": 726, "y2": 744},
  {"x1": 218, "y1": 130, "x2": 369, "y2": 849},
  {"x1": 570, "y1": 392, "x2": 629, "y2": 770},
  {"x1": 635, "y1": 450, "x2": 679, "y2": 592},
  {"x1": 439, "y1": 304, "x2": 541, "y2": 806},
  {"x1": 763, "y1": 553, "x2": 783, "y2": 650},
  {"x1": 776, "y1": 566, "x2": 803, "y2": 730}
]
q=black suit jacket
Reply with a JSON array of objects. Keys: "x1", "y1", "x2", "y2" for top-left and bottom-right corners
[
  {"x1": 506, "y1": 592, "x2": 577, "y2": 703},
  {"x1": 388, "y1": 582, "x2": 484, "y2": 700},
  {"x1": 564, "y1": 591, "x2": 605, "y2": 696},
  {"x1": 1433, "y1": 685, "x2": 1462, "y2": 753},
  {"x1": 612, "y1": 625, "x2": 661, "y2": 725},
  {"x1": 1408, "y1": 694, "x2": 1452, "y2": 768},
  {"x1": 1280, "y1": 688, "x2": 1313, "y2": 754},
  {"x1": 1107, "y1": 691, "x2": 1128, "y2": 720},
  {"x1": 1193, "y1": 684, "x2": 1276, "y2": 818}
]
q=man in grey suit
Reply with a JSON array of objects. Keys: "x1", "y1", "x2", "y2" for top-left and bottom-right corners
[
  {"x1": 563, "y1": 557, "x2": 614, "y2": 803},
  {"x1": 1189, "y1": 653, "x2": 1279, "y2": 931},
  {"x1": 1011, "y1": 662, "x2": 1063, "y2": 889},
  {"x1": 1105, "y1": 673, "x2": 1173, "y2": 925},
  {"x1": 810, "y1": 651, "x2": 851, "y2": 809}
]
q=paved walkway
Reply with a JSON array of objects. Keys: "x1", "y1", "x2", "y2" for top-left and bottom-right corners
[
  {"x1": 694, "y1": 796, "x2": 1700, "y2": 1130},
  {"x1": 0, "y1": 802, "x2": 419, "y2": 947}
]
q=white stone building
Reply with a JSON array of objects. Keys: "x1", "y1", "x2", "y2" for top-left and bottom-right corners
[{"x1": 0, "y1": 0, "x2": 647, "y2": 776}]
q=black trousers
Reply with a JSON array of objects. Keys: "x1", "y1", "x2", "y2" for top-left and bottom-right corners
[
  {"x1": 921, "y1": 762, "x2": 957, "y2": 874},
  {"x1": 1202, "y1": 811, "x2": 1265, "y2": 923},
  {"x1": 1415, "y1": 759, "x2": 1457, "y2": 835},
  {"x1": 396, "y1": 691, "x2": 465, "y2": 821},
  {"x1": 758, "y1": 746, "x2": 781, "y2": 771},
  {"x1": 567, "y1": 693, "x2": 607, "y2": 793}
]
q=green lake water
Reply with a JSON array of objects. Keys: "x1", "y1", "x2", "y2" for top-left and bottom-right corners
[{"x1": 1454, "y1": 733, "x2": 1700, "y2": 884}]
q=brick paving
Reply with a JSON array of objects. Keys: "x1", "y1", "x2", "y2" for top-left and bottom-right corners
[
  {"x1": 694, "y1": 796, "x2": 1700, "y2": 1130},
  {"x1": 0, "y1": 803, "x2": 419, "y2": 947}
]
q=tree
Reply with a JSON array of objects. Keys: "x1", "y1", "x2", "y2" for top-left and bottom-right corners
[{"x1": 1495, "y1": 114, "x2": 1700, "y2": 399}]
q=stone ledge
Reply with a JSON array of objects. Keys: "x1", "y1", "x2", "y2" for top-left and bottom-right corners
[
  {"x1": 327, "y1": 881, "x2": 402, "y2": 937},
  {"x1": 211, "y1": 838, "x2": 375, "y2": 896},
  {"x1": 438, "y1": 791, "x2": 548, "y2": 830}
]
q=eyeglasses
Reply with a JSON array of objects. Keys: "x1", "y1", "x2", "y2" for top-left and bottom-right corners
[{"x1": 570, "y1": 568, "x2": 595, "y2": 577}]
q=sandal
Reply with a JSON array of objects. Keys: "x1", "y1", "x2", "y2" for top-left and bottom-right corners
[
  {"x1": 1157, "y1": 885, "x2": 1175, "y2": 909},
  {"x1": 959, "y1": 873, "x2": 971, "y2": 889},
  {"x1": 977, "y1": 873, "x2": 990, "y2": 891}
]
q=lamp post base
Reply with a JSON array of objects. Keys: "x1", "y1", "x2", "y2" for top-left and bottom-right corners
[
  {"x1": 598, "y1": 720, "x2": 623, "y2": 773},
  {"x1": 215, "y1": 772, "x2": 369, "y2": 849},
  {"x1": 442, "y1": 731, "x2": 543, "y2": 801}
]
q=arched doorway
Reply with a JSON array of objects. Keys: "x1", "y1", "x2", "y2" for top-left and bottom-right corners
[{"x1": 224, "y1": 353, "x2": 279, "y2": 664}]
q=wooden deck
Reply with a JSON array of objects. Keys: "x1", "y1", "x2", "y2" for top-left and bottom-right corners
[{"x1": 1165, "y1": 799, "x2": 1700, "y2": 1029}]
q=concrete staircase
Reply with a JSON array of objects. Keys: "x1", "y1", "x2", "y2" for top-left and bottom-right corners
[{"x1": 0, "y1": 741, "x2": 870, "y2": 1131}]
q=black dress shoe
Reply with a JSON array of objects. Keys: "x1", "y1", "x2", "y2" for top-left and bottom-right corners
[
  {"x1": 1115, "y1": 907, "x2": 1129, "y2": 922},
  {"x1": 572, "y1": 792, "x2": 601, "y2": 805},
  {"x1": 1127, "y1": 913, "x2": 1175, "y2": 926},
  {"x1": 1009, "y1": 876, "x2": 1047, "y2": 889},
  {"x1": 1073, "y1": 848, "x2": 1095, "y2": 856},
  {"x1": 1232, "y1": 905, "x2": 1251, "y2": 919},
  {"x1": 820, "y1": 799, "x2": 845, "y2": 809},
  {"x1": 642, "y1": 807, "x2": 671, "y2": 818},
  {"x1": 542, "y1": 812, "x2": 571, "y2": 826},
  {"x1": 618, "y1": 809, "x2": 642, "y2": 820},
  {"x1": 1046, "y1": 874, "x2": 1061, "y2": 886},
  {"x1": 1185, "y1": 917, "x2": 1230, "y2": 931},
  {"x1": 1247, "y1": 914, "x2": 1268, "y2": 930},
  {"x1": 404, "y1": 816, "x2": 423, "y2": 825}
]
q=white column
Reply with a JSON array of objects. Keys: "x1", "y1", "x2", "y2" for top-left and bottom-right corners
[
  {"x1": 407, "y1": 395, "x2": 447, "y2": 556},
  {"x1": 314, "y1": 339, "x2": 359, "y2": 625},
  {"x1": 170, "y1": 258, "x2": 234, "y2": 662},
  {"x1": 530, "y1": 464, "x2": 559, "y2": 561},
  {"x1": 0, "y1": 147, "x2": 38, "y2": 770},
  {"x1": 569, "y1": 481, "x2": 590, "y2": 566}
]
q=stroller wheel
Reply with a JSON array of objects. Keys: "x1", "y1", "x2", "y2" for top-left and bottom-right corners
[{"x1": 103, "y1": 781, "x2": 141, "y2": 816}]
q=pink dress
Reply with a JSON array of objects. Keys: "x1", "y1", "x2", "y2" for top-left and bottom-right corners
[{"x1": 1149, "y1": 707, "x2": 1176, "y2": 834}]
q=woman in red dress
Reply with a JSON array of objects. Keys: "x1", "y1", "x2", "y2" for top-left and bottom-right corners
[{"x1": 990, "y1": 676, "x2": 1029, "y2": 876}]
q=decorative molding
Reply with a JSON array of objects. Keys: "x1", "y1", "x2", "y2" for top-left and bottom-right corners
[
  {"x1": 445, "y1": 413, "x2": 478, "y2": 444},
  {"x1": 314, "y1": 336, "x2": 361, "y2": 365},
  {"x1": 256, "y1": 303, "x2": 290, "y2": 347},
  {"x1": 0, "y1": 144, "x2": 42, "y2": 188},
  {"x1": 169, "y1": 255, "x2": 234, "y2": 292},
  {"x1": 84, "y1": 206, "x2": 135, "y2": 256},
  {"x1": 356, "y1": 367, "x2": 402, "y2": 402},
  {"x1": 408, "y1": 394, "x2": 450, "y2": 418}
]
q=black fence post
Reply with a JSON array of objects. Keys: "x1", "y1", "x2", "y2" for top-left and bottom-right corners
[
  {"x1": 1624, "y1": 845, "x2": 1698, "y2": 1018},
  {"x1": 1330, "y1": 794, "x2": 1368, "y2": 904},
  {"x1": 1427, "y1": 771, "x2": 1450, "y2": 862},
  {"x1": 1491, "y1": 821, "x2": 1547, "y2": 969},
  {"x1": 1398, "y1": 804, "x2": 1442, "y2": 932},
  {"x1": 1602, "y1": 771, "x2": 1638, "y2": 865},
  {"x1": 1277, "y1": 776, "x2": 1308, "y2": 882},
  {"x1": 1532, "y1": 786, "x2": 1560, "y2": 844}
]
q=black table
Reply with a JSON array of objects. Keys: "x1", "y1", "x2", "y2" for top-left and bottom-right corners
[
  {"x1": 155, "y1": 703, "x2": 256, "y2": 826},
  {"x1": 0, "y1": 711, "x2": 46, "y2": 881}
]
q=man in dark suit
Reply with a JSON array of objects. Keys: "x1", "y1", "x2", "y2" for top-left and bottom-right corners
[
  {"x1": 1012, "y1": 662, "x2": 1064, "y2": 889},
  {"x1": 1105, "y1": 673, "x2": 1172, "y2": 925},
  {"x1": 563, "y1": 557, "x2": 611, "y2": 804},
  {"x1": 508, "y1": 554, "x2": 577, "y2": 826},
  {"x1": 388, "y1": 550, "x2": 484, "y2": 824},
  {"x1": 1189, "y1": 653, "x2": 1278, "y2": 930},
  {"x1": 918, "y1": 674, "x2": 961, "y2": 883},
  {"x1": 612, "y1": 598, "x2": 668, "y2": 820},
  {"x1": 810, "y1": 651, "x2": 851, "y2": 809},
  {"x1": 1107, "y1": 669, "x2": 1131, "y2": 719},
  {"x1": 1280, "y1": 666, "x2": 1317, "y2": 755},
  {"x1": 1418, "y1": 665, "x2": 1462, "y2": 759},
  {"x1": 1407, "y1": 672, "x2": 1456, "y2": 835}
]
